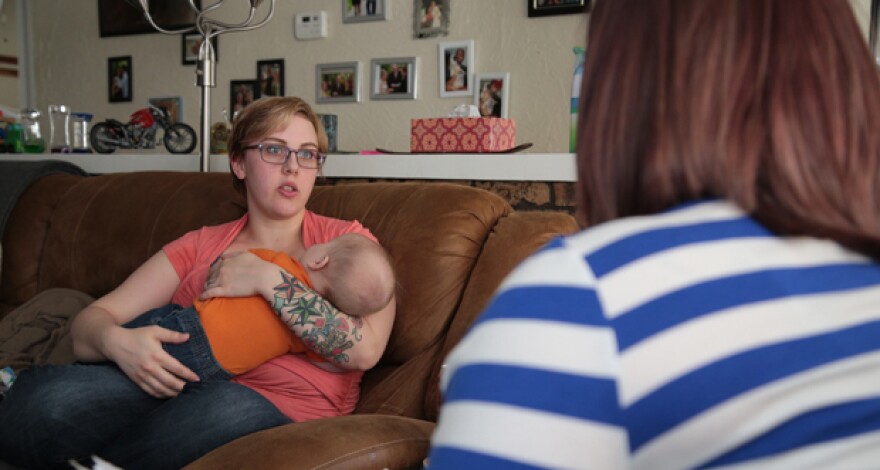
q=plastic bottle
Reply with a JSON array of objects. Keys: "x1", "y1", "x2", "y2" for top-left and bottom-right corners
[
  {"x1": 570, "y1": 46, "x2": 586, "y2": 153},
  {"x1": 71, "y1": 113, "x2": 94, "y2": 153}
]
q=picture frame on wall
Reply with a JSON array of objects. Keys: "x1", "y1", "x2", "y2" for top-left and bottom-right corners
[
  {"x1": 108, "y1": 56, "x2": 132, "y2": 103},
  {"x1": 370, "y1": 57, "x2": 417, "y2": 100},
  {"x1": 316, "y1": 62, "x2": 361, "y2": 103},
  {"x1": 230, "y1": 80, "x2": 257, "y2": 116},
  {"x1": 438, "y1": 40, "x2": 474, "y2": 98},
  {"x1": 99, "y1": 0, "x2": 200, "y2": 37},
  {"x1": 182, "y1": 33, "x2": 218, "y2": 65},
  {"x1": 148, "y1": 96, "x2": 183, "y2": 123},
  {"x1": 527, "y1": 0, "x2": 590, "y2": 17},
  {"x1": 256, "y1": 59, "x2": 285, "y2": 98},
  {"x1": 342, "y1": 0, "x2": 389, "y2": 23},
  {"x1": 474, "y1": 73, "x2": 510, "y2": 118},
  {"x1": 413, "y1": 0, "x2": 449, "y2": 38}
]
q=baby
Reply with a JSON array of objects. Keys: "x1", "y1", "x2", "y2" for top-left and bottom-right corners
[{"x1": 124, "y1": 233, "x2": 394, "y2": 380}]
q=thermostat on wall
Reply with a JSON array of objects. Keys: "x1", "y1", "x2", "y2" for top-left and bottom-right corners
[{"x1": 294, "y1": 11, "x2": 328, "y2": 40}]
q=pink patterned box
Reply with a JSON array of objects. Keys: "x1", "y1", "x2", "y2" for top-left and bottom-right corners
[{"x1": 410, "y1": 118, "x2": 516, "y2": 153}]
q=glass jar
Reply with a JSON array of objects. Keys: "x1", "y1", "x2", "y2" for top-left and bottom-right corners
[
  {"x1": 49, "y1": 105, "x2": 71, "y2": 153},
  {"x1": 20, "y1": 109, "x2": 45, "y2": 153}
]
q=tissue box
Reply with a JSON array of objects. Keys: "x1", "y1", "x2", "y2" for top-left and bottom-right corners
[{"x1": 410, "y1": 117, "x2": 516, "y2": 153}]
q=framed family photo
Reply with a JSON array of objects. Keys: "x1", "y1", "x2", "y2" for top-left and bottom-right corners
[
  {"x1": 474, "y1": 73, "x2": 510, "y2": 118},
  {"x1": 148, "y1": 96, "x2": 183, "y2": 123},
  {"x1": 438, "y1": 40, "x2": 474, "y2": 97},
  {"x1": 370, "y1": 57, "x2": 417, "y2": 100},
  {"x1": 181, "y1": 33, "x2": 218, "y2": 65},
  {"x1": 256, "y1": 59, "x2": 284, "y2": 98},
  {"x1": 230, "y1": 80, "x2": 257, "y2": 115},
  {"x1": 413, "y1": 0, "x2": 449, "y2": 38},
  {"x1": 316, "y1": 62, "x2": 361, "y2": 104},
  {"x1": 342, "y1": 0, "x2": 389, "y2": 23},
  {"x1": 527, "y1": 0, "x2": 590, "y2": 17},
  {"x1": 108, "y1": 56, "x2": 132, "y2": 103}
]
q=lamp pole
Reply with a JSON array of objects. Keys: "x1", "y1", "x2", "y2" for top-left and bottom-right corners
[{"x1": 135, "y1": 0, "x2": 275, "y2": 172}]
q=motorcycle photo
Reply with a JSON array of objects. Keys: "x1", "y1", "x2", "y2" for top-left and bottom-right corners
[{"x1": 90, "y1": 105, "x2": 197, "y2": 154}]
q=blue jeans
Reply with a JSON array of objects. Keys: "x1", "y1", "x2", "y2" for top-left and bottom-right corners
[
  {"x1": 124, "y1": 304, "x2": 233, "y2": 381},
  {"x1": 0, "y1": 352, "x2": 291, "y2": 469}
]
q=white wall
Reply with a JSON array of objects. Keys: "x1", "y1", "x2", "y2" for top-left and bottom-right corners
[
  {"x1": 852, "y1": 0, "x2": 871, "y2": 37},
  {"x1": 27, "y1": 0, "x2": 589, "y2": 154}
]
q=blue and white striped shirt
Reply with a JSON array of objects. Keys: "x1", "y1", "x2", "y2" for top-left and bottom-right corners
[{"x1": 429, "y1": 200, "x2": 880, "y2": 469}]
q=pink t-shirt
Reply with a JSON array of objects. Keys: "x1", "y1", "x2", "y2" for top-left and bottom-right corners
[{"x1": 163, "y1": 211, "x2": 378, "y2": 422}]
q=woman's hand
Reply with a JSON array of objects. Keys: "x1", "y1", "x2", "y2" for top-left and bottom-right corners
[
  {"x1": 102, "y1": 325, "x2": 200, "y2": 398},
  {"x1": 70, "y1": 250, "x2": 197, "y2": 398},
  {"x1": 200, "y1": 251, "x2": 277, "y2": 302}
]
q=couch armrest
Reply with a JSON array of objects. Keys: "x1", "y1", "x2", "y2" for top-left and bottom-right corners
[{"x1": 185, "y1": 414, "x2": 435, "y2": 470}]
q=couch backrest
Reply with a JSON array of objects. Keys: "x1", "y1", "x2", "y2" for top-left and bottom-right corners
[
  {"x1": 423, "y1": 211, "x2": 581, "y2": 420},
  {"x1": 1, "y1": 173, "x2": 83, "y2": 309},
  {"x1": 1, "y1": 172, "x2": 247, "y2": 309}
]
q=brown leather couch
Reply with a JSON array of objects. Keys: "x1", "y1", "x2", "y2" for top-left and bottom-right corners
[{"x1": 0, "y1": 170, "x2": 579, "y2": 469}]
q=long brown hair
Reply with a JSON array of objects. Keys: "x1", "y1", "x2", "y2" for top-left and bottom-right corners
[
  {"x1": 578, "y1": 0, "x2": 880, "y2": 257},
  {"x1": 227, "y1": 96, "x2": 329, "y2": 195}
]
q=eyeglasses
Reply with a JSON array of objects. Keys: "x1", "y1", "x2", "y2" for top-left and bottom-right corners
[{"x1": 244, "y1": 143, "x2": 326, "y2": 169}]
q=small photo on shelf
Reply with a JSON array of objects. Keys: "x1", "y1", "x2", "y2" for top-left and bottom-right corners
[
  {"x1": 474, "y1": 73, "x2": 509, "y2": 118},
  {"x1": 230, "y1": 80, "x2": 257, "y2": 117},
  {"x1": 182, "y1": 33, "x2": 218, "y2": 65},
  {"x1": 148, "y1": 96, "x2": 183, "y2": 123}
]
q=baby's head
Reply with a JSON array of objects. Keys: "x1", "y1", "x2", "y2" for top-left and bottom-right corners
[{"x1": 301, "y1": 234, "x2": 395, "y2": 316}]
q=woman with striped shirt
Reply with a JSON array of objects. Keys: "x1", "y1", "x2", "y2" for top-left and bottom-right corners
[{"x1": 429, "y1": 0, "x2": 880, "y2": 468}]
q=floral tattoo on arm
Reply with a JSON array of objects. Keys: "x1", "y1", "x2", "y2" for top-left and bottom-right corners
[{"x1": 271, "y1": 270, "x2": 364, "y2": 364}]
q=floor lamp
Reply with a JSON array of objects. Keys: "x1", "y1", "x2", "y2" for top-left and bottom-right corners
[{"x1": 133, "y1": 0, "x2": 275, "y2": 172}]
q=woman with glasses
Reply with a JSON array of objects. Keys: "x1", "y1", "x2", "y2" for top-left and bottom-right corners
[
  {"x1": 429, "y1": 0, "x2": 880, "y2": 468},
  {"x1": 0, "y1": 97, "x2": 396, "y2": 469}
]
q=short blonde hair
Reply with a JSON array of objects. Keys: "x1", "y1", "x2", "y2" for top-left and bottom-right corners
[{"x1": 227, "y1": 96, "x2": 329, "y2": 195}]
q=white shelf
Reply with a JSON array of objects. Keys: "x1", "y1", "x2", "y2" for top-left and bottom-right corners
[{"x1": 0, "y1": 152, "x2": 577, "y2": 182}]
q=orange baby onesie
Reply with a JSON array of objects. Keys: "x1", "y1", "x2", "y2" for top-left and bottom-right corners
[{"x1": 193, "y1": 249, "x2": 313, "y2": 375}]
